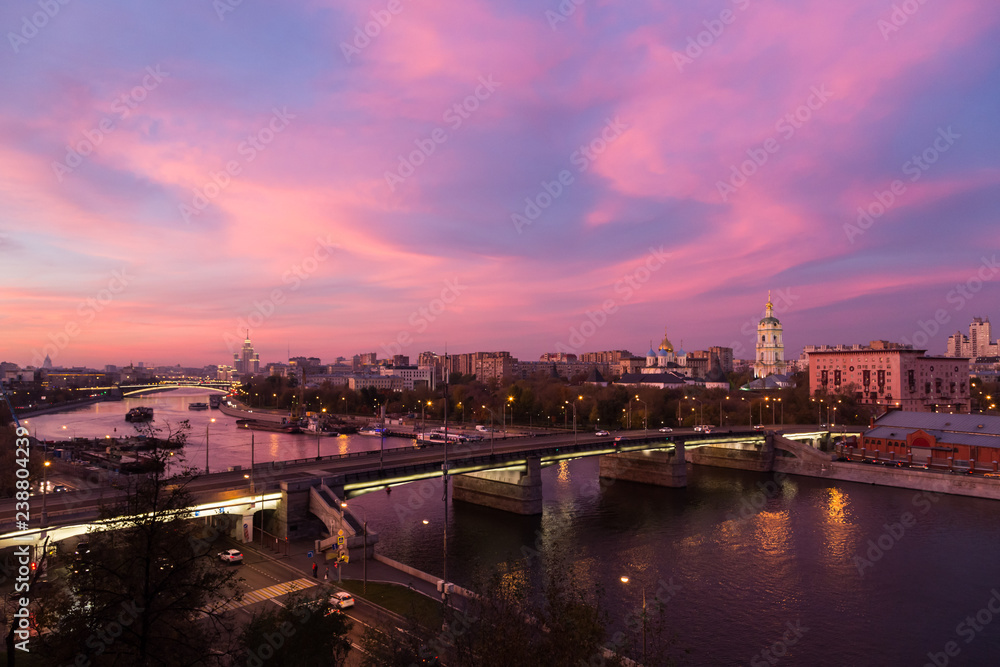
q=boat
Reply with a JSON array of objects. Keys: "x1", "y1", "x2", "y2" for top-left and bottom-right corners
[
  {"x1": 125, "y1": 407, "x2": 154, "y2": 422},
  {"x1": 209, "y1": 395, "x2": 222, "y2": 409},
  {"x1": 358, "y1": 426, "x2": 388, "y2": 437},
  {"x1": 188, "y1": 402, "x2": 209, "y2": 411}
]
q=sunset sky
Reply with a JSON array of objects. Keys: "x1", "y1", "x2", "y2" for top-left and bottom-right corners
[{"x1": 1, "y1": 0, "x2": 998, "y2": 368}]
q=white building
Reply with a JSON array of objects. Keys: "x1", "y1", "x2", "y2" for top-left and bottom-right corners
[{"x1": 754, "y1": 292, "x2": 786, "y2": 378}]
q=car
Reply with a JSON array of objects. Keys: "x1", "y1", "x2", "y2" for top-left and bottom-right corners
[
  {"x1": 53, "y1": 484, "x2": 67, "y2": 493},
  {"x1": 218, "y1": 549, "x2": 243, "y2": 564},
  {"x1": 658, "y1": 427, "x2": 673, "y2": 433},
  {"x1": 985, "y1": 473, "x2": 1000, "y2": 478},
  {"x1": 595, "y1": 430, "x2": 610, "y2": 437},
  {"x1": 753, "y1": 424, "x2": 765, "y2": 430},
  {"x1": 614, "y1": 436, "x2": 629, "y2": 444},
  {"x1": 331, "y1": 591, "x2": 354, "y2": 609}
]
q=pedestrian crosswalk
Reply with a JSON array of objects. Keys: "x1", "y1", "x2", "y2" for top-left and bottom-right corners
[{"x1": 217, "y1": 577, "x2": 318, "y2": 611}]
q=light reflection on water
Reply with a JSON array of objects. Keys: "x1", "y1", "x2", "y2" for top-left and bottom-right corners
[{"x1": 23, "y1": 393, "x2": 1000, "y2": 664}]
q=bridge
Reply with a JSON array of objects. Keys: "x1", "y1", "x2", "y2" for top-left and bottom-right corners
[
  {"x1": 119, "y1": 381, "x2": 235, "y2": 396},
  {"x1": 0, "y1": 427, "x2": 836, "y2": 558}
]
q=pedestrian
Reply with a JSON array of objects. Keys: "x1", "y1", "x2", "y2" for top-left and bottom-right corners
[
  {"x1": 312, "y1": 562, "x2": 317, "y2": 578},
  {"x1": 324, "y1": 566, "x2": 329, "y2": 581}
]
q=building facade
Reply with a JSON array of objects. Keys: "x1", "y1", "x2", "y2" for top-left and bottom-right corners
[
  {"x1": 754, "y1": 293, "x2": 786, "y2": 378},
  {"x1": 946, "y1": 317, "x2": 999, "y2": 358},
  {"x1": 234, "y1": 333, "x2": 260, "y2": 375},
  {"x1": 858, "y1": 411, "x2": 1000, "y2": 469},
  {"x1": 806, "y1": 344, "x2": 971, "y2": 413}
]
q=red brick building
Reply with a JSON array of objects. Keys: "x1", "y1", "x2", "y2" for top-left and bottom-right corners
[{"x1": 856, "y1": 410, "x2": 1000, "y2": 471}]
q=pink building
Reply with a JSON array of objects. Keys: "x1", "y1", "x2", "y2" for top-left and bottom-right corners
[{"x1": 806, "y1": 343, "x2": 971, "y2": 413}]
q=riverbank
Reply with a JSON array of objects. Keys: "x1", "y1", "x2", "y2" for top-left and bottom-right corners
[
  {"x1": 689, "y1": 437, "x2": 1000, "y2": 502},
  {"x1": 15, "y1": 394, "x2": 120, "y2": 420}
]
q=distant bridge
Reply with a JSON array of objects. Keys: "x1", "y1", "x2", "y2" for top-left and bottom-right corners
[{"x1": 120, "y1": 381, "x2": 235, "y2": 396}]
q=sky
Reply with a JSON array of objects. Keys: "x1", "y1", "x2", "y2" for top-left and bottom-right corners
[{"x1": 1, "y1": 0, "x2": 999, "y2": 369}]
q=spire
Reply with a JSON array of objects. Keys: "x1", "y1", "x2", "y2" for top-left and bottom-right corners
[{"x1": 765, "y1": 291, "x2": 773, "y2": 318}]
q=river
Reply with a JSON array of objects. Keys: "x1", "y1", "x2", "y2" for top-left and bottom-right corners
[{"x1": 22, "y1": 390, "x2": 1000, "y2": 665}]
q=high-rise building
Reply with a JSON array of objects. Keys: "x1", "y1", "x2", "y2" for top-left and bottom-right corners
[
  {"x1": 754, "y1": 292, "x2": 786, "y2": 378},
  {"x1": 234, "y1": 332, "x2": 260, "y2": 375},
  {"x1": 946, "y1": 317, "x2": 998, "y2": 358},
  {"x1": 708, "y1": 346, "x2": 735, "y2": 374}
]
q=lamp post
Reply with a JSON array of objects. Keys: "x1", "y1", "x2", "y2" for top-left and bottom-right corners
[
  {"x1": 720, "y1": 396, "x2": 730, "y2": 426},
  {"x1": 482, "y1": 405, "x2": 497, "y2": 455},
  {"x1": 42, "y1": 459, "x2": 51, "y2": 526},
  {"x1": 205, "y1": 418, "x2": 216, "y2": 474},
  {"x1": 338, "y1": 501, "x2": 347, "y2": 584},
  {"x1": 344, "y1": 503, "x2": 368, "y2": 595},
  {"x1": 565, "y1": 401, "x2": 578, "y2": 444},
  {"x1": 634, "y1": 395, "x2": 647, "y2": 435},
  {"x1": 620, "y1": 576, "x2": 646, "y2": 664},
  {"x1": 684, "y1": 396, "x2": 704, "y2": 426}
]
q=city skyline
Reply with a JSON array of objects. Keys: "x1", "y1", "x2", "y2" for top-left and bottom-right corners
[{"x1": 2, "y1": 2, "x2": 999, "y2": 368}]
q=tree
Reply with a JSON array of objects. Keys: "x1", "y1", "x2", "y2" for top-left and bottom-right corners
[
  {"x1": 238, "y1": 590, "x2": 351, "y2": 666},
  {"x1": 31, "y1": 423, "x2": 244, "y2": 666},
  {"x1": 358, "y1": 612, "x2": 429, "y2": 666},
  {"x1": 446, "y1": 552, "x2": 609, "y2": 667}
]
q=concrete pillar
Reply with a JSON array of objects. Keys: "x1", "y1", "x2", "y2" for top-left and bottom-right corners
[
  {"x1": 452, "y1": 457, "x2": 543, "y2": 515},
  {"x1": 598, "y1": 443, "x2": 686, "y2": 488}
]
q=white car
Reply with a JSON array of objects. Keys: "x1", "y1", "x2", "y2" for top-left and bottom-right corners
[
  {"x1": 218, "y1": 549, "x2": 243, "y2": 564},
  {"x1": 658, "y1": 427, "x2": 673, "y2": 433},
  {"x1": 595, "y1": 430, "x2": 610, "y2": 437},
  {"x1": 331, "y1": 591, "x2": 354, "y2": 609}
]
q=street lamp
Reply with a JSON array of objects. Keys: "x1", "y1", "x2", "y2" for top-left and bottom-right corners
[
  {"x1": 42, "y1": 459, "x2": 51, "y2": 526},
  {"x1": 565, "y1": 400, "x2": 578, "y2": 444},
  {"x1": 720, "y1": 396, "x2": 730, "y2": 426},
  {"x1": 344, "y1": 503, "x2": 369, "y2": 595},
  {"x1": 337, "y1": 501, "x2": 347, "y2": 584},
  {"x1": 684, "y1": 396, "x2": 704, "y2": 426},
  {"x1": 502, "y1": 397, "x2": 513, "y2": 438},
  {"x1": 634, "y1": 395, "x2": 647, "y2": 435},
  {"x1": 205, "y1": 418, "x2": 216, "y2": 474},
  {"x1": 620, "y1": 576, "x2": 646, "y2": 664},
  {"x1": 482, "y1": 405, "x2": 498, "y2": 455}
]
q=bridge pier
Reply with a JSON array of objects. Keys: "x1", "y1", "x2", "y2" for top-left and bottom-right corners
[
  {"x1": 599, "y1": 443, "x2": 687, "y2": 487},
  {"x1": 451, "y1": 457, "x2": 543, "y2": 515},
  {"x1": 277, "y1": 479, "x2": 331, "y2": 541}
]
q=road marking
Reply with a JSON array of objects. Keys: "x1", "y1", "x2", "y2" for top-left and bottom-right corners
[{"x1": 217, "y1": 577, "x2": 317, "y2": 611}]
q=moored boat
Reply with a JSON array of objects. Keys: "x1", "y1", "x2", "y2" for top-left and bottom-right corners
[{"x1": 125, "y1": 407, "x2": 154, "y2": 422}]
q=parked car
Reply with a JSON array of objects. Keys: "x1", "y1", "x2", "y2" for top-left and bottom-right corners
[
  {"x1": 218, "y1": 549, "x2": 243, "y2": 564},
  {"x1": 658, "y1": 427, "x2": 673, "y2": 433},
  {"x1": 595, "y1": 430, "x2": 610, "y2": 437},
  {"x1": 331, "y1": 591, "x2": 354, "y2": 609}
]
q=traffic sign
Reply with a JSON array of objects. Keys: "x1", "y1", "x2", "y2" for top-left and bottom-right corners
[
  {"x1": 337, "y1": 536, "x2": 344, "y2": 545},
  {"x1": 307, "y1": 550, "x2": 314, "y2": 558}
]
